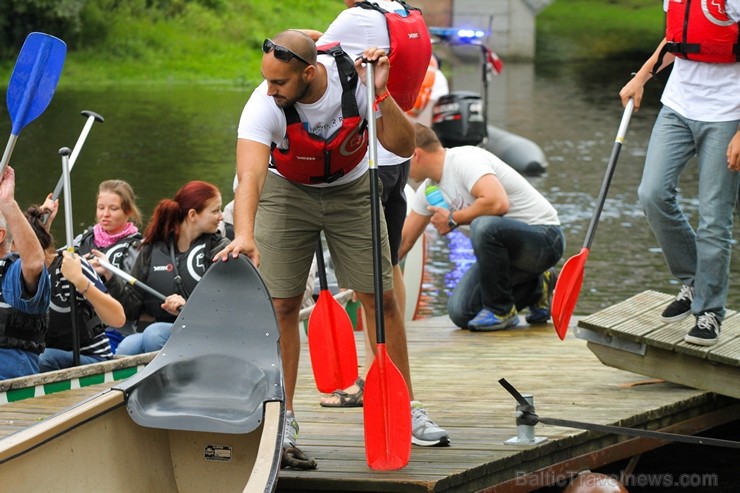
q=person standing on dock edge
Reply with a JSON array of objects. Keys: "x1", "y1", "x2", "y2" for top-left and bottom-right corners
[
  {"x1": 215, "y1": 30, "x2": 448, "y2": 468},
  {"x1": 399, "y1": 124, "x2": 564, "y2": 331},
  {"x1": 619, "y1": 0, "x2": 740, "y2": 346},
  {"x1": 306, "y1": 1, "x2": 445, "y2": 446},
  {"x1": 0, "y1": 167, "x2": 51, "y2": 379}
]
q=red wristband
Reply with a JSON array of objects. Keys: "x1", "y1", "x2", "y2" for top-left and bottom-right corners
[{"x1": 374, "y1": 91, "x2": 390, "y2": 111}]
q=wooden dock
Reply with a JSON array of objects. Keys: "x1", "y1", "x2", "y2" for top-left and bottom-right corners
[
  {"x1": 2, "y1": 311, "x2": 739, "y2": 492},
  {"x1": 577, "y1": 289, "x2": 740, "y2": 400}
]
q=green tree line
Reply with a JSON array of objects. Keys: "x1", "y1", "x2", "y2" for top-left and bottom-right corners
[
  {"x1": 1, "y1": 0, "x2": 663, "y2": 86},
  {"x1": 1, "y1": 0, "x2": 344, "y2": 86}
]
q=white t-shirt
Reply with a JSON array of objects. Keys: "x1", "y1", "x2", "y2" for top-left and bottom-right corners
[
  {"x1": 661, "y1": 0, "x2": 740, "y2": 121},
  {"x1": 317, "y1": 0, "x2": 414, "y2": 165},
  {"x1": 237, "y1": 54, "x2": 368, "y2": 187},
  {"x1": 411, "y1": 146, "x2": 560, "y2": 227}
]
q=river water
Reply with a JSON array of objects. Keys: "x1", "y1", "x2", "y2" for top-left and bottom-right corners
[{"x1": 2, "y1": 58, "x2": 739, "y2": 320}]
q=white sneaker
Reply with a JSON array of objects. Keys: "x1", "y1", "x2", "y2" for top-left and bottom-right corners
[
  {"x1": 283, "y1": 410, "x2": 299, "y2": 448},
  {"x1": 411, "y1": 401, "x2": 449, "y2": 446}
]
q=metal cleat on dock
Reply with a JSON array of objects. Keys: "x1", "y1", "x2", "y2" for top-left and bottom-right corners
[{"x1": 501, "y1": 385, "x2": 547, "y2": 446}]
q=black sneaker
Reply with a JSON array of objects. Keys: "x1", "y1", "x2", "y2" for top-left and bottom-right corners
[
  {"x1": 684, "y1": 312, "x2": 720, "y2": 346},
  {"x1": 661, "y1": 285, "x2": 694, "y2": 322}
]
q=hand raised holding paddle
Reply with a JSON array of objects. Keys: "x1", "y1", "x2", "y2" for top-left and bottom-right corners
[
  {"x1": 1, "y1": 33, "x2": 66, "y2": 178},
  {"x1": 551, "y1": 99, "x2": 635, "y2": 340},
  {"x1": 362, "y1": 59, "x2": 412, "y2": 471}
]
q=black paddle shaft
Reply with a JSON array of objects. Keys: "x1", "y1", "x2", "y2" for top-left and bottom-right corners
[
  {"x1": 369, "y1": 167, "x2": 386, "y2": 344},
  {"x1": 582, "y1": 99, "x2": 634, "y2": 250},
  {"x1": 581, "y1": 141, "x2": 623, "y2": 250},
  {"x1": 315, "y1": 237, "x2": 330, "y2": 291},
  {"x1": 364, "y1": 61, "x2": 387, "y2": 345}
]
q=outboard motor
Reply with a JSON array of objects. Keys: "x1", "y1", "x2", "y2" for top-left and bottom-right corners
[{"x1": 431, "y1": 91, "x2": 487, "y2": 147}]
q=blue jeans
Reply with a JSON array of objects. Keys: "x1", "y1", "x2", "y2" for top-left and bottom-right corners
[
  {"x1": 115, "y1": 322, "x2": 172, "y2": 355},
  {"x1": 38, "y1": 348, "x2": 106, "y2": 372},
  {"x1": 447, "y1": 217, "x2": 564, "y2": 328},
  {"x1": 638, "y1": 107, "x2": 740, "y2": 319},
  {"x1": 0, "y1": 348, "x2": 39, "y2": 379}
]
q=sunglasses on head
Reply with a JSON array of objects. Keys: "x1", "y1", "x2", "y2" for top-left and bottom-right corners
[{"x1": 262, "y1": 39, "x2": 310, "y2": 66}]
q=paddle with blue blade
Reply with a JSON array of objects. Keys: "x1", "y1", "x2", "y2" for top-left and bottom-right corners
[
  {"x1": 308, "y1": 236, "x2": 358, "y2": 393},
  {"x1": 551, "y1": 99, "x2": 635, "y2": 340},
  {"x1": 362, "y1": 60, "x2": 411, "y2": 471},
  {"x1": 1, "y1": 32, "x2": 67, "y2": 176}
]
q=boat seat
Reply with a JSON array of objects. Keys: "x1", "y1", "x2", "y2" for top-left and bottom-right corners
[{"x1": 115, "y1": 255, "x2": 283, "y2": 435}]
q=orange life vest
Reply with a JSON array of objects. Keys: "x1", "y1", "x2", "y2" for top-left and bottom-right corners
[{"x1": 407, "y1": 55, "x2": 437, "y2": 117}]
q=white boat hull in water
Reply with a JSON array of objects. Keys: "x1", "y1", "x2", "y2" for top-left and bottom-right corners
[
  {"x1": 484, "y1": 125, "x2": 548, "y2": 176},
  {"x1": 403, "y1": 184, "x2": 425, "y2": 321}
]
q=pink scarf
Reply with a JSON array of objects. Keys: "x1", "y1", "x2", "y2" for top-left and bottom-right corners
[{"x1": 93, "y1": 222, "x2": 139, "y2": 248}]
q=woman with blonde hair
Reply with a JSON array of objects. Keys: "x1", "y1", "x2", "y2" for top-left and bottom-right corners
[{"x1": 43, "y1": 179, "x2": 143, "y2": 352}]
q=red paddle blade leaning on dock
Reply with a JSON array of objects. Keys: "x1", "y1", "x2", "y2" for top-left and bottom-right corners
[
  {"x1": 552, "y1": 248, "x2": 588, "y2": 340},
  {"x1": 551, "y1": 99, "x2": 635, "y2": 340}
]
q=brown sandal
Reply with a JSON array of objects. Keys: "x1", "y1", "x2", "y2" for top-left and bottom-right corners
[{"x1": 319, "y1": 377, "x2": 364, "y2": 408}]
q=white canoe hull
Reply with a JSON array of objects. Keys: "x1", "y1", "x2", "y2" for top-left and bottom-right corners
[{"x1": 0, "y1": 389, "x2": 282, "y2": 492}]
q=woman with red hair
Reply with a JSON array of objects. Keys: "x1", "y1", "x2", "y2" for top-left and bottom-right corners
[{"x1": 107, "y1": 181, "x2": 228, "y2": 355}]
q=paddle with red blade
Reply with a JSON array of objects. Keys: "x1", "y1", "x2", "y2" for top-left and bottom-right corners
[
  {"x1": 551, "y1": 98, "x2": 635, "y2": 340},
  {"x1": 1, "y1": 32, "x2": 66, "y2": 176},
  {"x1": 362, "y1": 60, "x2": 412, "y2": 471},
  {"x1": 307, "y1": 236, "x2": 358, "y2": 393}
]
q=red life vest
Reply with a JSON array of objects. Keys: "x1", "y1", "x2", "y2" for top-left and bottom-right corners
[
  {"x1": 270, "y1": 44, "x2": 368, "y2": 184},
  {"x1": 355, "y1": 1, "x2": 432, "y2": 111},
  {"x1": 665, "y1": 0, "x2": 740, "y2": 63}
]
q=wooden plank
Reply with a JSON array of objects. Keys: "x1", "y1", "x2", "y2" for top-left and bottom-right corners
[
  {"x1": 710, "y1": 337, "x2": 740, "y2": 366},
  {"x1": 607, "y1": 309, "x2": 665, "y2": 342},
  {"x1": 639, "y1": 318, "x2": 693, "y2": 351},
  {"x1": 579, "y1": 291, "x2": 671, "y2": 330},
  {"x1": 587, "y1": 341, "x2": 740, "y2": 399}
]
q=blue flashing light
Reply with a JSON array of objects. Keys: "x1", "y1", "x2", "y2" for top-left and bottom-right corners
[
  {"x1": 457, "y1": 29, "x2": 485, "y2": 39},
  {"x1": 429, "y1": 26, "x2": 487, "y2": 44}
]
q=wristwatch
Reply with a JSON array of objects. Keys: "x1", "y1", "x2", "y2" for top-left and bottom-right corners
[{"x1": 447, "y1": 211, "x2": 459, "y2": 230}]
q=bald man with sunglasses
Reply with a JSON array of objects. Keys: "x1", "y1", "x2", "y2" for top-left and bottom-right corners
[{"x1": 216, "y1": 30, "x2": 424, "y2": 468}]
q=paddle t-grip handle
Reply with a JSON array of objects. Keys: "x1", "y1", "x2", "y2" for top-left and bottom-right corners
[{"x1": 51, "y1": 110, "x2": 105, "y2": 201}]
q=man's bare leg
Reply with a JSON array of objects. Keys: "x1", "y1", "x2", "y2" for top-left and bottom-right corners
[{"x1": 272, "y1": 294, "x2": 304, "y2": 411}]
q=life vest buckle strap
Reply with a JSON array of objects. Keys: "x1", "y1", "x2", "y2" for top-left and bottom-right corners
[
  {"x1": 309, "y1": 170, "x2": 345, "y2": 184},
  {"x1": 665, "y1": 41, "x2": 701, "y2": 54}
]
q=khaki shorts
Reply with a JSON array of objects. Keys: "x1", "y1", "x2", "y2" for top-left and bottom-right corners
[{"x1": 255, "y1": 171, "x2": 393, "y2": 298}]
